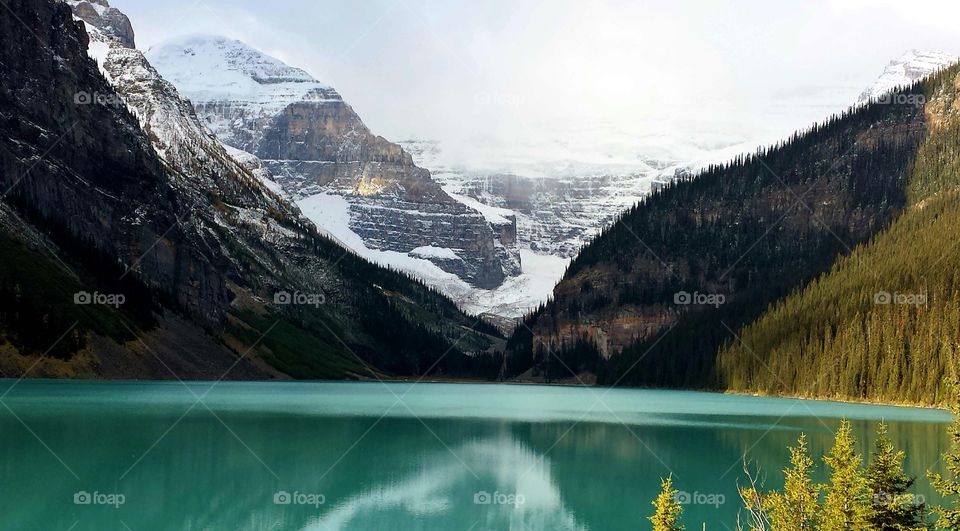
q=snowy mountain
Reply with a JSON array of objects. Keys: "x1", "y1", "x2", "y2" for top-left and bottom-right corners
[
  {"x1": 70, "y1": 0, "x2": 519, "y2": 321},
  {"x1": 147, "y1": 37, "x2": 520, "y2": 291},
  {"x1": 857, "y1": 49, "x2": 958, "y2": 104}
]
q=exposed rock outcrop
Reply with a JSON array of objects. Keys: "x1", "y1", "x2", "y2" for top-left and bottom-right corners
[{"x1": 68, "y1": 0, "x2": 134, "y2": 48}]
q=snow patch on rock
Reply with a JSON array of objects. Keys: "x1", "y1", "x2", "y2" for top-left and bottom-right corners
[{"x1": 411, "y1": 246, "x2": 461, "y2": 261}]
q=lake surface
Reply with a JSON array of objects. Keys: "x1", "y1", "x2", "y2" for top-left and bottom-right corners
[{"x1": 0, "y1": 380, "x2": 952, "y2": 530}]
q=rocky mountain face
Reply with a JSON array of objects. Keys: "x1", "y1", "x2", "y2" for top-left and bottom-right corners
[
  {"x1": 0, "y1": 0, "x2": 502, "y2": 380},
  {"x1": 403, "y1": 139, "x2": 677, "y2": 258},
  {"x1": 147, "y1": 37, "x2": 519, "y2": 290},
  {"x1": 398, "y1": 136, "x2": 726, "y2": 321},
  {"x1": 857, "y1": 49, "x2": 958, "y2": 104}
]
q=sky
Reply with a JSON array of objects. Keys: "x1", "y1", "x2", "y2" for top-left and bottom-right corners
[{"x1": 114, "y1": 0, "x2": 960, "y2": 166}]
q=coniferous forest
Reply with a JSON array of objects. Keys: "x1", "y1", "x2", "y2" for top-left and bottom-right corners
[{"x1": 715, "y1": 72, "x2": 960, "y2": 405}]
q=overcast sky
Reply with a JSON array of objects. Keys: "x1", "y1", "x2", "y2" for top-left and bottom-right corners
[{"x1": 115, "y1": 0, "x2": 960, "y2": 150}]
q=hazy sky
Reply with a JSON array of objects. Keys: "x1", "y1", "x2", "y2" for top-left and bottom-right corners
[{"x1": 115, "y1": 0, "x2": 960, "y2": 150}]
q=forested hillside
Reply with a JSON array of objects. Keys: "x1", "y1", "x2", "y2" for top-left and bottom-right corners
[
  {"x1": 514, "y1": 65, "x2": 960, "y2": 405},
  {"x1": 716, "y1": 67, "x2": 960, "y2": 405}
]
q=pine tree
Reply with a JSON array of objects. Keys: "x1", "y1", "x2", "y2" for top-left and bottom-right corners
[
  {"x1": 764, "y1": 434, "x2": 820, "y2": 530},
  {"x1": 650, "y1": 475, "x2": 684, "y2": 531},
  {"x1": 822, "y1": 420, "x2": 874, "y2": 530},
  {"x1": 929, "y1": 383, "x2": 960, "y2": 529},
  {"x1": 867, "y1": 422, "x2": 928, "y2": 529}
]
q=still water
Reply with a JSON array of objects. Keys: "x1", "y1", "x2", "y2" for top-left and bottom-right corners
[{"x1": 0, "y1": 380, "x2": 951, "y2": 530}]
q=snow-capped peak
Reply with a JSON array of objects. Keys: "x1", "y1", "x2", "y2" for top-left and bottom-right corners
[
  {"x1": 149, "y1": 35, "x2": 323, "y2": 85},
  {"x1": 146, "y1": 35, "x2": 338, "y2": 112},
  {"x1": 857, "y1": 49, "x2": 958, "y2": 104}
]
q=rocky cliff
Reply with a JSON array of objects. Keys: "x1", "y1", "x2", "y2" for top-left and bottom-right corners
[
  {"x1": 2, "y1": 0, "x2": 228, "y2": 327},
  {"x1": 147, "y1": 36, "x2": 520, "y2": 289},
  {"x1": 67, "y1": 0, "x2": 133, "y2": 47},
  {"x1": 401, "y1": 151, "x2": 671, "y2": 258}
]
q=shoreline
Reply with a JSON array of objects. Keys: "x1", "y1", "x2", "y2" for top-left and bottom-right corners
[
  {"x1": 376, "y1": 374, "x2": 951, "y2": 411},
  {"x1": 2, "y1": 376, "x2": 950, "y2": 413}
]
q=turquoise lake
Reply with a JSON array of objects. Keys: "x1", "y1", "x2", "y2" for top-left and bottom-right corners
[{"x1": 0, "y1": 380, "x2": 952, "y2": 530}]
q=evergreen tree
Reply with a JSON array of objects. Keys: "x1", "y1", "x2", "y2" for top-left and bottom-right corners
[
  {"x1": 867, "y1": 422, "x2": 927, "y2": 529},
  {"x1": 822, "y1": 420, "x2": 874, "y2": 530},
  {"x1": 650, "y1": 475, "x2": 684, "y2": 531},
  {"x1": 929, "y1": 383, "x2": 960, "y2": 529},
  {"x1": 764, "y1": 434, "x2": 820, "y2": 530}
]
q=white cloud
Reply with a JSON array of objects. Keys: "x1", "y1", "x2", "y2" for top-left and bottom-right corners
[{"x1": 116, "y1": 0, "x2": 960, "y2": 161}]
